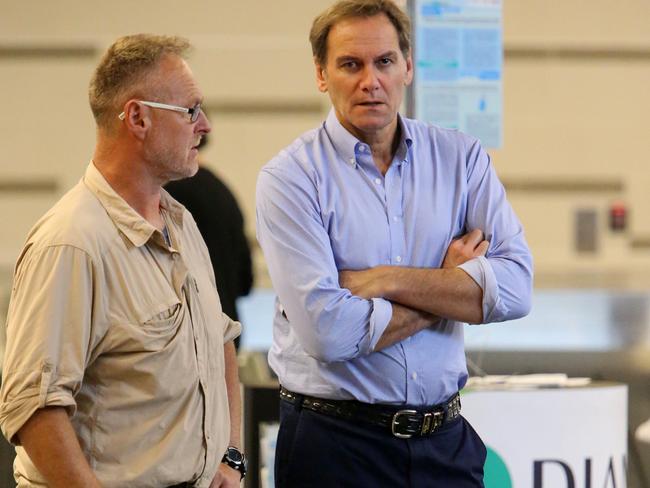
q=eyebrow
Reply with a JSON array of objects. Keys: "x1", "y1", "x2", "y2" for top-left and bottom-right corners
[
  {"x1": 335, "y1": 55, "x2": 360, "y2": 64},
  {"x1": 335, "y1": 50, "x2": 399, "y2": 63},
  {"x1": 375, "y1": 50, "x2": 399, "y2": 60}
]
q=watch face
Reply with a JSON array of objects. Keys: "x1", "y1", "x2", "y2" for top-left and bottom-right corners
[{"x1": 227, "y1": 447, "x2": 243, "y2": 463}]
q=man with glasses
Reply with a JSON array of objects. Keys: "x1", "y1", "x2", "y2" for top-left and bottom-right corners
[
  {"x1": 256, "y1": 0, "x2": 532, "y2": 486},
  {"x1": 0, "y1": 35, "x2": 246, "y2": 487}
]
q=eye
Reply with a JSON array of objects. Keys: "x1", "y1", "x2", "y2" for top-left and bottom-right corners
[
  {"x1": 378, "y1": 57, "x2": 393, "y2": 66},
  {"x1": 340, "y1": 60, "x2": 359, "y2": 70}
]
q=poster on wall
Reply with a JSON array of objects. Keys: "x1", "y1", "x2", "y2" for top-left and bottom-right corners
[{"x1": 408, "y1": 0, "x2": 503, "y2": 148}]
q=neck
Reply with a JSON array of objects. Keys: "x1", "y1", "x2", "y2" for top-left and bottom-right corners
[
  {"x1": 340, "y1": 115, "x2": 401, "y2": 176},
  {"x1": 92, "y1": 139, "x2": 165, "y2": 230},
  {"x1": 362, "y1": 122, "x2": 402, "y2": 176}
]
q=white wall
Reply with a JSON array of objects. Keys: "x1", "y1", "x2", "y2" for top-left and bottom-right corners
[{"x1": 1, "y1": 0, "x2": 650, "y2": 286}]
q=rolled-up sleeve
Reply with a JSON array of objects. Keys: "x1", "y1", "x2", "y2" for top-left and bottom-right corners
[
  {"x1": 256, "y1": 163, "x2": 392, "y2": 363},
  {"x1": 0, "y1": 245, "x2": 94, "y2": 444},
  {"x1": 460, "y1": 139, "x2": 534, "y2": 323},
  {"x1": 222, "y1": 315, "x2": 242, "y2": 344}
]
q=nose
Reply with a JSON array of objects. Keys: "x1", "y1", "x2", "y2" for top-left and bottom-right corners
[
  {"x1": 196, "y1": 108, "x2": 212, "y2": 134},
  {"x1": 359, "y1": 66, "x2": 380, "y2": 93}
]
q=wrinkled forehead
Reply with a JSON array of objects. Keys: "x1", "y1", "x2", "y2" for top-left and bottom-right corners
[{"x1": 326, "y1": 14, "x2": 401, "y2": 60}]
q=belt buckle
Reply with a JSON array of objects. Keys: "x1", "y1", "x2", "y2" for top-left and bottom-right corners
[
  {"x1": 421, "y1": 410, "x2": 444, "y2": 435},
  {"x1": 391, "y1": 409, "x2": 417, "y2": 439}
]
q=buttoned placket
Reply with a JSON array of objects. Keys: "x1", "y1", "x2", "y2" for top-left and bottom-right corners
[
  {"x1": 184, "y1": 269, "x2": 217, "y2": 485},
  {"x1": 354, "y1": 146, "x2": 388, "y2": 266},
  {"x1": 393, "y1": 156, "x2": 427, "y2": 405},
  {"x1": 384, "y1": 160, "x2": 406, "y2": 267},
  {"x1": 385, "y1": 157, "x2": 422, "y2": 404},
  {"x1": 163, "y1": 222, "x2": 216, "y2": 486},
  {"x1": 354, "y1": 143, "x2": 424, "y2": 404}
]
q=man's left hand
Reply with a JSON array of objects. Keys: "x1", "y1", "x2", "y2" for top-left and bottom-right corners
[
  {"x1": 209, "y1": 464, "x2": 241, "y2": 488},
  {"x1": 442, "y1": 229, "x2": 489, "y2": 269}
]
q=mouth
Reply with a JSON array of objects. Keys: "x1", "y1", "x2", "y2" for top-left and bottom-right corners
[
  {"x1": 191, "y1": 137, "x2": 202, "y2": 150},
  {"x1": 357, "y1": 101, "x2": 385, "y2": 108}
]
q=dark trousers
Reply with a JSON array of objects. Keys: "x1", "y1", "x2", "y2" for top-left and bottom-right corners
[{"x1": 275, "y1": 398, "x2": 486, "y2": 488}]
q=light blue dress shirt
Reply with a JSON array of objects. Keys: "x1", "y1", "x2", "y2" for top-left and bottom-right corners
[{"x1": 256, "y1": 109, "x2": 533, "y2": 406}]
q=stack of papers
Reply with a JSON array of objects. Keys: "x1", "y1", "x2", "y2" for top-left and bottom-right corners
[{"x1": 466, "y1": 374, "x2": 592, "y2": 390}]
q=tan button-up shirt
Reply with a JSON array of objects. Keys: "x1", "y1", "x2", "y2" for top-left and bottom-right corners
[{"x1": 0, "y1": 162, "x2": 240, "y2": 487}]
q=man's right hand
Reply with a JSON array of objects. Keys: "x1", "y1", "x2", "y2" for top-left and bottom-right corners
[{"x1": 442, "y1": 229, "x2": 489, "y2": 269}]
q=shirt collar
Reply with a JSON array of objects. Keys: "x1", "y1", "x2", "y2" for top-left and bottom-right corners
[
  {"x1": 395, "y1": 114, "x2": 413, "y2": 163},
  {"x1": 324, "y1": 108, "x2": 413, "y2": 167},
  {"x1": 83, "y1": 162, "x2": 185, "y2": 248},
  {"x1": 159, "y1": 187, "x2": 186, "y2": 223}
]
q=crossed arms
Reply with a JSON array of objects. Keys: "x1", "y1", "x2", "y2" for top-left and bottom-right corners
[{"x1": 341, "y1": 229, "x2": 489, "y2": 351}]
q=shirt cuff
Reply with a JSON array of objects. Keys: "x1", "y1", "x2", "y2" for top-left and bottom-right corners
[
  {"x1": 223, "y1": 315, "x2": 242, "y2": 343},
  {"x1": 458, "y1": 256, "x2": 500, "y2": 322},
  {"x1": 367, "y1": 298, "x2": 392, "y2": 353},
  {"x1": 0, "y1": 367, "x2": 77, "y2": 445}
]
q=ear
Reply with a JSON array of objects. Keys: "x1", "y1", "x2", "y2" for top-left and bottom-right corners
[
  {"x1": 120, "y1": 100, "x2": 150, "y2": 140},
  {"x1": 404, "y1": 53, "x2": 414, "y2": 86},
  {"x1": 314, "y1": 58, "x2": 328, "y2": 93}
]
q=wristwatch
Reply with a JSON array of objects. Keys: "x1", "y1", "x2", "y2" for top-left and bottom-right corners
[{"x1": 221, "y1": 446, "x2": 247, "y2": 480}]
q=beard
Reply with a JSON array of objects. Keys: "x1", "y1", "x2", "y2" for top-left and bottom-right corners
[{"x1": 144, "y1": 132, "x2": 198, "y2": 184}]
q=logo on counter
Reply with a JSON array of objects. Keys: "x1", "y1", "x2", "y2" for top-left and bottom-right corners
[
  {"x1": 485, "y1": 446, "x2": 512, "y2": 488},
  {"x1": 533, "y1": 456, "x2": 626, "y2": 488}
]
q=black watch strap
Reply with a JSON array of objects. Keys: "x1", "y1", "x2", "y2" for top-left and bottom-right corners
[{"x1": 221, "y1": 446, "x2": 247, "y2": 480}]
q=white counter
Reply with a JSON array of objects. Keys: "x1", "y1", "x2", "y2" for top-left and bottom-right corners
[{"x1": 462, "y1": 382, "x2": 628, "y2": 488}]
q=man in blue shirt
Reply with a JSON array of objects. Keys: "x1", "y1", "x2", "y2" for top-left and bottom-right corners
[{"x1": 256, "y1": 1, "x2": 533, "y2": 486}]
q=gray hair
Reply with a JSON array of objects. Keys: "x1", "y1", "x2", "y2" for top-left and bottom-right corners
[{"x1": 88, "y1": 34, "x2": 191, "y2": 129}]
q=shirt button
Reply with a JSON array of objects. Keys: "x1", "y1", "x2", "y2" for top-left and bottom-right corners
[
  {"x1": 374, "y1": 178, "x2": 381, "y2": 185},
  {"x1": 411, "y1": 372, "x2": 418, "y2": 380},
  {"x1": 393, "y1": 216, "x2": 400, "y2": 222},
  {"x1": 395, "y1": 256, "x2": 402, "y2": 263}
]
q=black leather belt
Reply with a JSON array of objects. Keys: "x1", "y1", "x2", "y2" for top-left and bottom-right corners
[
  {"x1": 280, "y1": 386, "x2": 461, "y2": 438},
  {"x1": 167, "y1": 483, "x2": 193, "y2": 488}
]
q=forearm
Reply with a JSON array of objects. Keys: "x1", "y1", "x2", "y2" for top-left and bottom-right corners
[
  {"x1": 374, "y1": 302, "x2": 438, "y2": 351},
  {"x1": 17, "y1": 407, "x2": 101, "y2": 488},
  {"x1": 342, "y1": 266, "x2": 483, "y2": 324},
  {"x1": 223, "y1": 341, "x2": 242, "y2": 449},
  {"x1": 383, "y1": 267, "x2": 483, "y2": 323}
]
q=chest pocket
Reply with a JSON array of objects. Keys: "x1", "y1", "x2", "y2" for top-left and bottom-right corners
[
  {"x1": 104, "y1": 293, "x2": 188, "y2": 354},
  {"x1": 140, "y1": 300, "x2": 185, "y2": 346}
]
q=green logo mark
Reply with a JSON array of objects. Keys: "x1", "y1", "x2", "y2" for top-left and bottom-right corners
[{"x1": 484, "y1": 446, "x2": 512, "y2": 488}]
